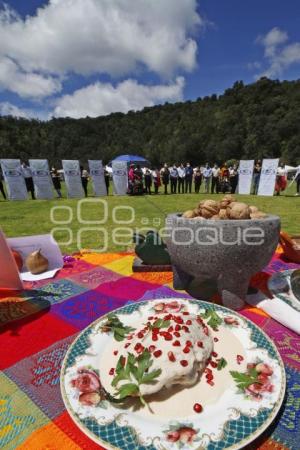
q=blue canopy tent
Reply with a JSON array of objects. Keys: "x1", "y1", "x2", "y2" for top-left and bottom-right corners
[{"x1": 109, "y1": 154, "x2": 150, "y2": 167}]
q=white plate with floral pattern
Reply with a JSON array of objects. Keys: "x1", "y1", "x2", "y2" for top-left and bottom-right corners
[{"x1": 60, "y1": 299, "x2": 286, "y2": 450}]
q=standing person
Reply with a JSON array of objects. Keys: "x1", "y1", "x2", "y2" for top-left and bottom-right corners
[
  {"x1": 252, "y1": 160, "x2": 262, "y2": 195},
  {"x1": 177, "y1": 163, "x2": 185, "y2": 193},
  {"x1": 128, "y1": 164, "x2": 135, "y2": 194},
  {"x1": 0, "y1": 170, "x2": 6, "y2": 200},
  {"x1": 51, "y1": 167, "x2": 62, "y2": 198},
  {"x1": 185, "y1": 163, "x2": 193, "y2": 193},
  {"x1": 275, "y1": 162, "x2": 287, "y2": 196},
  {"x1": 135, "y1": 164, "x2": 143, "y2": 181},
  {"x1": 203, "y1": 163, "x2": 212, "y2": 194},
  {"x1": 144, "y1": 169, "x2": 152, "y2": 195},
  {"x1": 160, "y1": 164, "x2": 170, "y2": 194},
  {"x1": 229, "y1": 164, "x2": 239, "y2": 194},
  {"x1": 21, "y1": 162, "x2": 35, "y2": 199},
  {"x1": 170, "y1": 164, "x2": 178, "y2": 194},
  {"x1": 104, "y1": 169, "x2": 110, "y2": 195},
  {"x1": 152, "y1": 168, "x2": 161, "y2": 194},
  {"x1": 295, "y1": 166, "x2": 300, "y2": 196},
  {"x1": 219, "y1": 163, "x2": 230, "y2": 193},
  {"x1": 80, "y1": 166, "x2": 89, "y2": 197},
  {"x1": 194, "y1": 168, "x2": 202, "y2": 194},
  {"x1": 211, "y1": 163, "x2": 220, "y2": 194}
]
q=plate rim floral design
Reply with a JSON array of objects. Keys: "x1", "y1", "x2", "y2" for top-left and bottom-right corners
[{"x1": 60, "y1": 299, "x2": 286, "y2": 450}]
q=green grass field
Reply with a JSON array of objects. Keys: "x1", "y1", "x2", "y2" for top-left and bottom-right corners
[{"x1": 0, "y1": 182, "x2": 299, "y2": 254}]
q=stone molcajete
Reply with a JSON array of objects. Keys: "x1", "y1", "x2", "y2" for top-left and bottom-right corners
[{"x1": 164, "y1": 214, "x2": 280, "y2": 310}]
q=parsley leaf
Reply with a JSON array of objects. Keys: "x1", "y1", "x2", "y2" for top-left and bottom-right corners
[
  {"x1": 217, "y1": 357, "x2": 228, "y2": 371},
  {"x1": 230, "y1": 369, "x2": 261, "y2": 390},
  {"x1": 111, "y1": 349, "x2": 161, "y2": 407},
  {"x1": 201, "y1": 309, "x2": 222, "y2": 330},
  {"x1": 118, "y1": 383, "x2": 139, "y2": 399},
  {"x1": 99, "y1": 314, "x2": 135, "y2": 341},
  {"x1": 148, "y1": 319, "x2": 170, "y2": 330}
]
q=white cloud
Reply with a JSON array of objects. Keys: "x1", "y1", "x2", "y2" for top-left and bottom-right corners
[
  {"x1": 257, "y1": 27, "x2": 288, "y2": 57},
  {"x1": 0, "y1": 101, "x2": 29, "y2": 118},
  {"x1": 0, "y1": 101, "x2": 50, "y2": 119},
  {"x1": 54, "y1": 77, "x2": 185, "y2": 118},
  {"x1": 256, "y1": 27, "x2": 300, "y2": 78},
  {"x1": 0, "y1": 57, "x2": 62, "y2": 98},
  {"x1": 0, "y1": 0, "x2": 201, "y2": 82}
]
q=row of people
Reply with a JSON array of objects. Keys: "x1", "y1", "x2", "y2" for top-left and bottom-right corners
[
  {"x1": 128, "y1": 162, "x2": 239, "y2": 195},
  {"x1": 127, "y1": 161, "x2": 300, "y2": 196}
]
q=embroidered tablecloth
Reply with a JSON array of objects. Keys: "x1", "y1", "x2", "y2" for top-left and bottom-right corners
[{"x1": 0, "y1": 250, "x2": 299, "y2": 450}]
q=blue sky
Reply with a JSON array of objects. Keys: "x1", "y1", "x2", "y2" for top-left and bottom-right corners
[{"x1": 0, "y1": 0, "x2": 299, "y2": 119}]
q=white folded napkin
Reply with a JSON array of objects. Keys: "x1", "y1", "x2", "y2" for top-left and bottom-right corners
[{"x1": 246, "y1": 290, "x2": 300, "y2": 335}]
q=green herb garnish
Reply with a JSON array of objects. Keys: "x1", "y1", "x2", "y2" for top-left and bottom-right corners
[
  {"x1": 112, "y1": 350, "x2": 161, "y2": 406},
  {"x1": 148, "y1": 318, "x2": 170, "y2": 330},
  {"x1": 217, "y1": 357, "x2": 228, "y2": 371},
  {"x1": 201, "y1": 309, "x2": 222, "y2": 330},
  {"x1": 230, "y1": 368, "x2": 262, "y2": 390},
  {"x1": 99, "y1": 313, "x2": 135, "y2": 341}
]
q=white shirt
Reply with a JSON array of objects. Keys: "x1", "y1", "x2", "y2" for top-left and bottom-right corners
[
  {"x1": 212, "y1": 167, "x2": 220, "y2": 177},
  {"x1": 177, "y1": 167, "x2": 185, "y2": 178},
  {"x1": 277, "y1": 167, "x2": 286, "y2": 176}
]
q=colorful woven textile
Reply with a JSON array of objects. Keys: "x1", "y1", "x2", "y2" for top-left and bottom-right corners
[{"x1": 0, "y1": 250, "x2": 299, "y2": 450}]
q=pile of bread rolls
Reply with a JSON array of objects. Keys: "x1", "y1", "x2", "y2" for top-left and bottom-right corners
[{"x1": 182, "y1": 195, "x2": 267, "y2": 220}]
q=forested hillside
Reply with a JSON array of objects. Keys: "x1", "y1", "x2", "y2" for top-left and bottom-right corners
[{"x1": 0, "y1": 77, "x2": 299, "y2": 166}]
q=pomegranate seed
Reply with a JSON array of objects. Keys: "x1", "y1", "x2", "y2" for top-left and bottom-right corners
[
  {"x1": 203, "y1": 327, "x2": 209, "y2": 335},
  {"x1": 183, "y1": 312, "x2": 189, "y2": 315},
  {"x1": 124, "y1": 343, "x2": 131, "y2": 348},
  {"x1": 134, "y1": 343, "x2": 144, "y2": 354},
  {"x1": 212, "y1": 351, "x2": 218, "y2": 358},
  {"x1": 193, "y1": 403, "x2": 203, "y2": 413},
  {"x1": 237, "y1": 355, "x2": 244, "y2": 364},
  {"x1": 127, "y1": 335, "x2": 133, "y2": 340},
  {"x1": 174, "y1": 331, "x2": 181, "y2": 338},
  {"x1": 168, "y1": 326, "x2": 174, "y2": 333},
  {"x1": 197, "y1": 341, "x2": 203, "y2": 348},
  {"x1": 154, "y1": 350, "x2": 162, "y2": 358},
  {"x1": 205, "y1": 367, "x2": 212, "y2": 374},
  {"x1": 196, "y1": 316, "x2": 203, "y2": 325},
  {"x1": 121, "y1": 356, "x2": 126, "y2": 367},
  {"x1": 186, "y1": 320, "x2": 192, "y2": 325},
  {"x1": 148, "y1": 345, "x2": 156, "y2": 353},
  {"x1": 186, "y1": 340, "x2": 192, "y2": 347},
  {"x1": 148, "y1": 316, "x2": 154, "y2": 320},
  {"x1": 168, "y1": 351, "x2": 176, "y2": 362},
  {"x1": 113, "y1": 350, "x2": 118, "y2": 356},
  {"x1": 180, "y1": 360, "x2": 188, "y2": 367},
  {"x1": 164, "y1": 333, "x2": 173, "y2": 341},
  {"x1": 173, "y1": 340, "x2": 181, "y2": 347},
  {"x1": 152, "y1": 328, "x2": 159, "y2": 334},
  {"x1": 207, "y1": 380, "x2": 215, "y2": 386},
  {"x1": 183, "y1": 346, "x2": 190, "y2": 354},
  {"x1": 164, "y1": 314, "x2": 172, "y2": 320},
  {"x1": 175, "y1": 324, "x2": 181, "y2": 331},
  {"x1": 175, "y1": 317, "x2": 183, "y2": 324},
  {"x1": 152, "y1": 334, "x2": 158, "y2": 341},
  {"x1": 210, "y1": 361, "x2": 217, "y2": 368},
  {"x1": 206, "y1": 373, "x2": 213, "y2": 381},
  {"x1": 109, "y1": 368, "x2": 114, "y2": 376},
  {"x1": 214, "y1": 337, "x2": 219, "y2": 342},
  {"x1": 137, "y1": 332, "x2": 144, "y2": 339}
]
